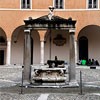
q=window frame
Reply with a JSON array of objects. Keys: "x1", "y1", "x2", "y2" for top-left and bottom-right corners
[
  {"x1": 87, "y1": 0, "x2": 99, "y2": 9},
  {"x1": 20, "y1": 0, "x2": 32, "y2": 10},
  {"x1": 53, "y1": 0, "x2": 65, "y2": 9}
]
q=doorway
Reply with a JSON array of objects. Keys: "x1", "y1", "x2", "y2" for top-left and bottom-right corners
[
  {"x1": 0, "y1": 50, "x2": 4, "y2": 65},
  {"x1": 79, "y1": 36, "x2": 88, "y2": 61}
]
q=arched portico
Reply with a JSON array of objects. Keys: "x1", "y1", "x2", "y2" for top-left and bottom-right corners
[
  {"x1": 11, "y1": 26, "x2": 40, "y2": 65},
  {"x1": 78, "y1": 25, "x2": 100, "y2": 64}
]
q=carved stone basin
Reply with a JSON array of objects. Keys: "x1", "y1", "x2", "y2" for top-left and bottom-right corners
[{"x1": 32, "y1": 67, "x2": 67, "y2": 83}]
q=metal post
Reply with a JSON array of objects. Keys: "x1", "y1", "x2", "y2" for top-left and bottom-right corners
[
  {"x1": 79, "y1": 71, "x2": 83, "y2": 95},
  {"x1": 49, "y1": 29, "x2": 51, "y2": 60},
  {"x1": 21, "y1": 66, "x2": 24, "y2": 94}
]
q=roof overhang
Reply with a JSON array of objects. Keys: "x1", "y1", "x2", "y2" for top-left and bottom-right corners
[{"x1": 24, "y1": 15, "x2": 76, "y2": 30}]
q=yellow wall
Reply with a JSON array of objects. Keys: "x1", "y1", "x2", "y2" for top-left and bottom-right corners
[
  {"x1": 32, "y1": 0, "x2": 53, "y2": 9},
  {"x1": 66, "y1": 0, "x2": 86, "y2": 9},
  {"x1": 0, "y1": 10, "x2": 100, "y2": 39},
  {"x1": 0, "y1": 0, "x2": 100, "y2": 40},
  {"x1": 0, "y1": 0, "x2": 92, "y2": 9},
  {"x1": 0, "y1": 0, "x2": 20, "y2": 9}
]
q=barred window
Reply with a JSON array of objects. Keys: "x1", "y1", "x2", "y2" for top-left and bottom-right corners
[
  {"x1": 21, "y1": 0, "x2": 31, "y2": 9},
  {"x1": 88, "y1": 0, "x2": 98, "y2": 8},
  {"x1": 54, "y1": 0, "x2": 64, "y2": 9}
]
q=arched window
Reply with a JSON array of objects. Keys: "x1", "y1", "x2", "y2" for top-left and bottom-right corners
[{"x1": 54, "y1": 0, "x2": 64, "y2": 9}]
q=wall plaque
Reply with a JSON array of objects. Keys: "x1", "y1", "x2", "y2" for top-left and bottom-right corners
[{"x1": 53, "y1": 34, "x2": 66, "y2": 46}]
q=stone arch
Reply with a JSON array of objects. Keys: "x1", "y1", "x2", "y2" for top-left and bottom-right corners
[
  {"x1": 77, "y1": 25, "x2": 100, "y2": 64},
  {"x1": 11, "y1": 25, "x2": 25, "y2": 43},
  {"x1": 11, "y1": 26, "x2": 41, "y2": 65}
]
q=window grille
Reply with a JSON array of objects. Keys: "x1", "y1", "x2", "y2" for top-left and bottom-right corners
[
  {"x1": 54, "y1": 0, "x2": 64, "y2": 9},
  {"x1": 21, "y1": 0, "x2": 31, "y2": 9},
  {"x1": 88, "y1": 0, "x2": 98, "y2": 8}
]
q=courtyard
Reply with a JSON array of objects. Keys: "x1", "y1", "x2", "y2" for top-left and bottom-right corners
[{"x1": 0, "y1": 65, "x2": 100, "y2": 99}]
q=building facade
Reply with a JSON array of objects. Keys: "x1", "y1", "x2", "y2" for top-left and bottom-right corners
[{"x1": 0, "y1": 0, "x2": 100, "y2": 66}]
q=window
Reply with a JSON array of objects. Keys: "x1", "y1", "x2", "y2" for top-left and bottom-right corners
[
  {"x1": 21, "y1": 0, "x2": 31, "y2": 9},
  {"x1": 88, "y1": 0, "x2": 98, "y2": 8},
  {"x1": 54, "y1": 0, "x2": 64, "y2": 9}
]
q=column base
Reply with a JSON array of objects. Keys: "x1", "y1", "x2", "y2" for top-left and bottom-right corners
[
  {"x1": 40, "y1": 63, "x2": 45, "y2": 66},
  {"x1": 23, "y1": 80, "x2": 30, "y2": 86},
  {"x1": 69, "y1": 80, "x2": 79, "y2": 87},
  {"x1": 5, "y1": 64, "x2": 11, "y2": 66}
]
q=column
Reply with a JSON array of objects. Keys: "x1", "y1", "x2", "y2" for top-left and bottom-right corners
[
  {"x1": 23, "y1": 29, "x2": 31, "y2": 82},
  {"x1": 69, "y1": 29, "x2": 78, "y2": 86},
  {"x1": 75, "y1": 40, "x2": 78, "y2": 65},
  {"x1": 38, "y1": 30, "x2": 46, "y2": 65},
  {"x1": 6, "y1": 39, "x2": 11, "y2": 65},
  {"x1": 40, "y1": 40, "x2": 44, "y2": 65}
]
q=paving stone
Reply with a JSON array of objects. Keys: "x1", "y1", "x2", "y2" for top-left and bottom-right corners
[
  {"x1": 0, "y1": 92, "x2": 40, "y2": 100},
  {"x1": 48, "y1": 93, "x2": 100, "y2": 100}
]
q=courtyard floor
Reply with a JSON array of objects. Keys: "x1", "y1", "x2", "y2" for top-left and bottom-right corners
[{"x1": 0, "y1": 65, "x2": 100, "y2": 100}]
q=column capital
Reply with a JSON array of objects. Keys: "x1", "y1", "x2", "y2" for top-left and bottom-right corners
[
  {"x1": 69, "y1": 28, "x2": 75, "y2": 34},
  {"x1": 40, "y1": 40, "x2": 45, "y2": 42},
  {"x1": 24, "y1": 29, "x2": 31, "y2": 33},
  {"x1": 75, "y1": 39, "x2": 78, "y2": 42},
  {"x1": 7, "y1": 38, "x2": 11, "y2": 41},
  {"x1": 38, "y1": 30, "x2": 47, "y2": 41}
]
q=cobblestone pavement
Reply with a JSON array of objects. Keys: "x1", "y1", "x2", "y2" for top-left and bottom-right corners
[
  {"x1": 0, "y1": 92, "x2": 39, "y2": 100},
  {"x1": 0, "y1": 92, "x2": 100, "y2": 100},
  {"x1": 0, "y1": 65, "x2": 100, "y2": 87},
  {"x1": 0, "y1": 65, "x2": 100, "y2": 100}
]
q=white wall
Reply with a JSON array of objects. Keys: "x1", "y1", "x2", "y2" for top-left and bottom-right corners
[
  {"x1": 31, "y1": 30, "x2": 40, "y2": 64},
  {"x1": 11, "y1": 29, "x2": 41, "y2": 65},
  {"x1": 11, "y1": 30, "x2": 24, "y2": 65},
  {"x1": 44, "y1": 30, "x2": 70, "y2": 64}
]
